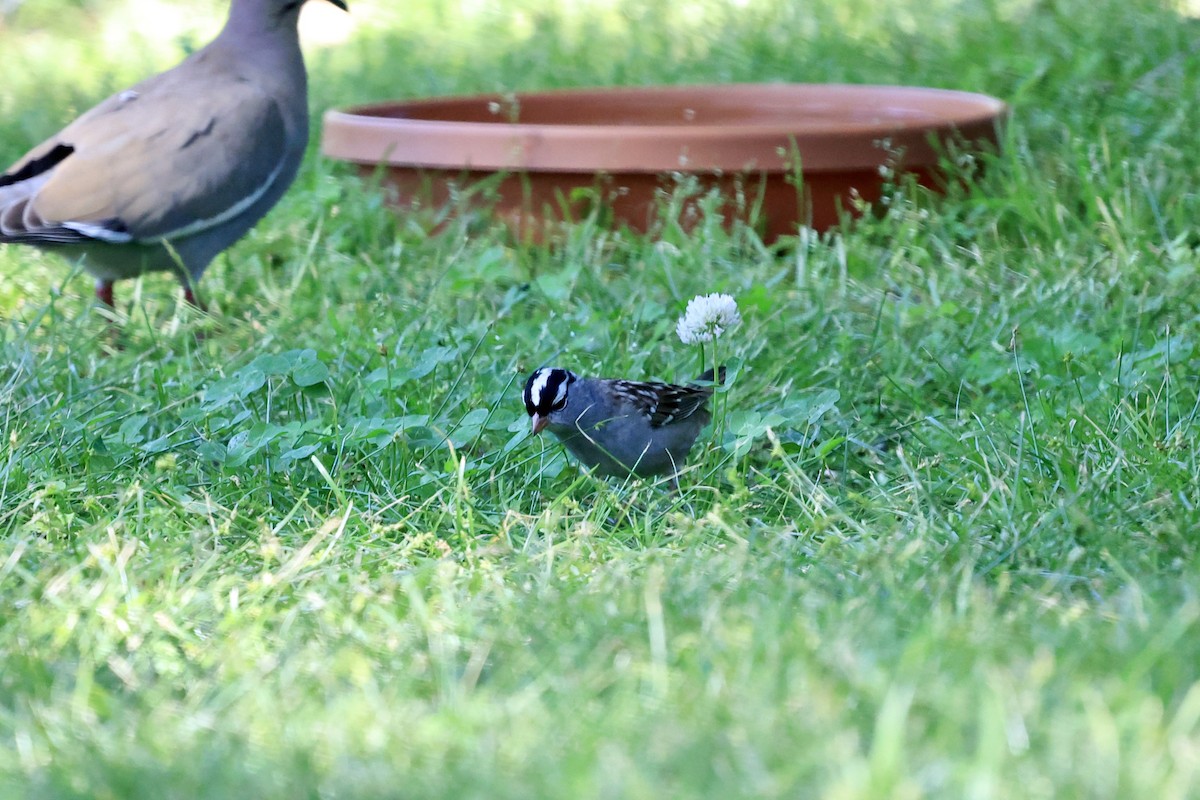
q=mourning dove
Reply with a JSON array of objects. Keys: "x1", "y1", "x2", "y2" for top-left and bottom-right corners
[{"x1": 0, "y1": 0, "x2": 347, "y2": 308}]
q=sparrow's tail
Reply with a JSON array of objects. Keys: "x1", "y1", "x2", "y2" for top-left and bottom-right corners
[{"x1": 694, "y1": 366, "x2": 727, "y2": 386}]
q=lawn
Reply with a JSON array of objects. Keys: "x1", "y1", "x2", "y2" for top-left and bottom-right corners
[{"x1": 3, "y1": 0, "x2": 1200, "y2": 796}]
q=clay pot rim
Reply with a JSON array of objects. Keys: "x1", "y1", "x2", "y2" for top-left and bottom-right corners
[{"x1": 322, "y1": 82, "x2": 1007, "y2": 174}]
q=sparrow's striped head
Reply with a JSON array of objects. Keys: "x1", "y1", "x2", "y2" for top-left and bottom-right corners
[{"x1": 523, "y1": 367, "x2": 576, "y2": 434}]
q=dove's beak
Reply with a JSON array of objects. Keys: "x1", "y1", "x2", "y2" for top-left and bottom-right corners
[{"x1": 530, "y1": 414, "x2": 549, "y2": 435}]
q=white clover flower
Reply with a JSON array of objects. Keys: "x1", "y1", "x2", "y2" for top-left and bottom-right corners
[{"x1": 676, "y1": 293, "x2": 741, "y2": 344}]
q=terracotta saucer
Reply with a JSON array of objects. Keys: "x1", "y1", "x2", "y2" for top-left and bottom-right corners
[{"x1": 322, "y1": 83, "x2": 1006, "y2": 241}]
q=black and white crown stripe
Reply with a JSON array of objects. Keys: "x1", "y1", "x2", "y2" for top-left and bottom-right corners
[{"x1": 524, "y1": 368, "x2": 576, "y2": 414}]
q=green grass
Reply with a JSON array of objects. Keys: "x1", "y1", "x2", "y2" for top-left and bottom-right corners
[{"x1": 4, "y1": 0, "x2": 1200, "y2": 796}]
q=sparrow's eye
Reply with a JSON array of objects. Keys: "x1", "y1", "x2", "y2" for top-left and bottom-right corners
[{"x1": 549, "y1": 375, "x2": 572, "y2": 411}]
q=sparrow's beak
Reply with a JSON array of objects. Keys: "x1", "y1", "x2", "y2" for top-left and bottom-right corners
[
  {"x1": 325, "y1": 0, "x2": 349, "y2": 10},
  {"x1": 530, "y1": 414, "x2": 549, "y2": 435}
]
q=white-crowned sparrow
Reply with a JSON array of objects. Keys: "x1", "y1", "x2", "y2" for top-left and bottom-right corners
[{"x1": 523, "y1": 366, "x2": 725, "y2": 479}]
